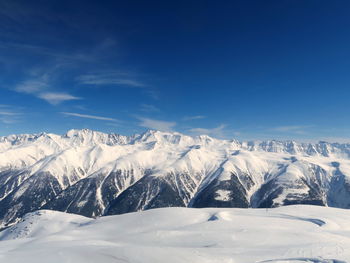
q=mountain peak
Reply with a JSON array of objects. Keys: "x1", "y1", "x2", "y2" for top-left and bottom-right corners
[{"x1": 64, "y1": 128, "x2": 97, "y2": 138}]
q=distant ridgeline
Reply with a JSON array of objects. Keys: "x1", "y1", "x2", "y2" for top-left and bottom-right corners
[{"x1": 1, "y1": 129, "x2": 350, "y2": 228}]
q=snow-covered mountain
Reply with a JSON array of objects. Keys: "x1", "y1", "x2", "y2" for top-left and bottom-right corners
[
  {"x1": 1, "y1": 206, "x2": 350, "y2": 262},
  {"x1": 1, "y1": 128, "x2": 350, "y2": 228}
]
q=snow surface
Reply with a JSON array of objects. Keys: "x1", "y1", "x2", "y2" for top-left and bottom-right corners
[{"x1": 0, "y1": 205, "x2": 349, "y2": 263}]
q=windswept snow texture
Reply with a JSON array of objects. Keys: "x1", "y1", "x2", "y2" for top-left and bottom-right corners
[
  {"x1": 1, "y1": 129, "x2": 350, "y2": 227},
  {"x1": 0, "y1": 206, "x2": 350, "y2": 263}
]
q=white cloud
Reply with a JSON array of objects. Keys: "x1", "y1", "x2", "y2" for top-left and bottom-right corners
[
  {"x1": 76, "y1": 71, "x2": 159, "y2": 99},
  {"x1": 61, "y1": 112, "x2": 119, "y2": 122},
  {"x1": 0, "y1": 111, "x2": 19, "y2": 116},
  {"x1": 183, "y1": 115, "x2": 206, "y2": 121},
  {"x1": 38, "y1": 92, "x2": 81, "y2": 105},
  {"x1": 0, "y1": 105, "x2": 22, "y2": 124},
  {"x1": 77, "y1": 72, "x2": 145, "y2": 87},
  {"x1": 137, "y1": 117, "x2": 176, "y2": 131},
  {"x1": 3, "y1": 37, "x2": 155, "y2": 105},
  {"x1": 14, "y1": 76, "x2": 81, "y2": 105},
  {"x1": 15, "y1": 79, "x2": 48, "y2": 94},
  {"x1": 0, "y1": 41, "x2": 101, "y2": 64},
  {"x1": 189, "y1": 124, "x2": 227, "y2": 138},
  {"x1": 271, "y1": 125, "x2": 311, "y2": 134},
  {"x1": 140, "y1": 104, "x2": 159, "y2": 112}
]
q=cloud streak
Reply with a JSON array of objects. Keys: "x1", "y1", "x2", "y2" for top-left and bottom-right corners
[
  {"x1": 0, "y1": 105, "x2": 22, "y2": 124},
  {"x1": 38, "y1": 92, "x2": 81, "y2": 105},
  {"x1": 183, "y1": 115, "x2": 206, "y2": 121},
  {"x1": 189, "y1": 124, "x2": 227, "y2": 138},
  {"x1": 140, "y1": 104, "x2": 160, "y2": 112},
  {"x1": 77, "y1": 72, "x2": 145, "y2": 87},
  {"x1": 137, "y1": 117, "x2": 176, "y2": 131},
  {"x1": 271, "y1": 125, "x2": 312, "y2": 134},
  {"x1": 14, "y1": 76, "x2": 81, "y2": 105},
  {"x1": 61, "y1": 112, "x2": 119, "y2": 122},
  {"x1": 14, "y1": 79, "x2": 48, "y2": 94}
]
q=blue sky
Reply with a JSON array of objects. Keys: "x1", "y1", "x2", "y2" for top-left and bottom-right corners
[{"x1": 1, "y1": 0, "x2": 350, "y2": 142}]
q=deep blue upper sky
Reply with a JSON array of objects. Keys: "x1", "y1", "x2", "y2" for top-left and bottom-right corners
[{"x1": 1, "y1": 0, "x2": 350, "y2": 141}]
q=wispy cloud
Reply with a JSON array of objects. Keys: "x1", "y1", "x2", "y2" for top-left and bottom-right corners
[
  {"x1": 38, "y1": 92, "x2": 81, "y2": 105},
  {"x1": 0, "y1": 41, "x2": 95, "y2": 64},
  {"x1": 75, "y1": 71, "x2": 159, "y2": 99},
  {"x1": 77, "y1": 72, "x2": 145, "y2": 87},
  {"x1": 2, "y1": 38, "x2": 131, "y2": 105},
  {"x1": 1, "y1": 15, "x2": 155, "y2": 104},
  {"x1": 140, "y1": 104, "x2": 160, "y2": 112},
  {"x1": 0, "y1": 105, "x2": 22, "y2": 124},
  {"x1": 189, "y1": 124, "x2": 227, "y2": 138},
  {"x1": 14, "y1": 79, "x2": 48, "y2": 94},
  {"x1": 61, "y1": 112, "x2": 119, "y2": 122},
  {"x1": 137, "y1": 117, "x2": 176, "y2": 131},
  {"x1": 183, "y1": 115, "x2": 206, "y2": 121},
  {"x1": 14, "y1": 75, "x2": 81, "y2": 105},
  {"x1": 271, "y1": 125, "x2": 311, "y2": 134},
  {"x1": 315, "y1": 137, "x2": 350, "y2": 144}
]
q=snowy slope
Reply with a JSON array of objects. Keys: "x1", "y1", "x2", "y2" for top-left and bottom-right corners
[
  {"x1": 0, "y1": 206, "x2": 349, "y2": 263},
  {"x1": 1, "y1": 129, "x2": 350, "y2": 228}
]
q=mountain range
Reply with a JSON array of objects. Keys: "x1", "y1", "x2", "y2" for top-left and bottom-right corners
[{"x1": 1, "y1": 128, "x2": 350, "y2": 228}]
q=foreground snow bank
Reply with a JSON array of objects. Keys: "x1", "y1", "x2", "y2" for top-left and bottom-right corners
[{"x1": 0, "y1": 205, "x2": 349, "y2": 263}]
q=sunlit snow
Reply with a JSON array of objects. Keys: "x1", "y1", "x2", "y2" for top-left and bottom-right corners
[{"x1": 0, "y1": 205, "x2": 349, "y2": 263}]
